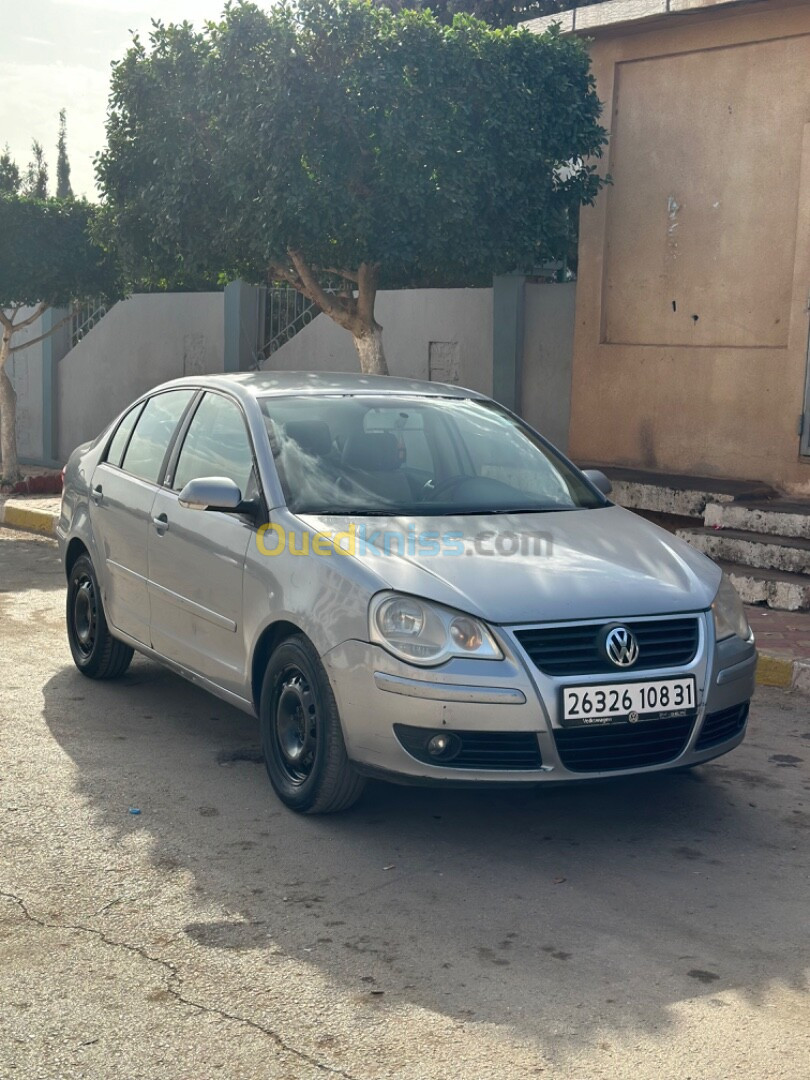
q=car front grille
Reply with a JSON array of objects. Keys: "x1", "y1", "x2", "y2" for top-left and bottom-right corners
[
  {"x1": 393, "y1": 724, "x2": 543, "y2": 770},
  {"x1": 553, "y1": 714, "x2": 696, "y2": 772},
  {"x1": 514, "y1": 617, "x2": 700, "y2": 677},
  {"x1": 695, "y1": 703, "x2": 749, "y2": 750}
]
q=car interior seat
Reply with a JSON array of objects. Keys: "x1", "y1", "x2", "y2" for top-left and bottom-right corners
[{"x1": 340, "y1": 431, "x2": 411, "y2": 506}]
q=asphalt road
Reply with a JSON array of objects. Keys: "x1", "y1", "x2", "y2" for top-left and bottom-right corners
[{"x1": 0, "y1": 527, "x2": 808, "y2": 1079}]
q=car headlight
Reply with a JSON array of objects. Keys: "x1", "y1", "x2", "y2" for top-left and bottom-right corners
[
  {"x1": 369, "y1": 592, "x2": 503, "y2": 666},
  {"x1": 712, "y1": 574, "x2": 751, "y2": 641}
]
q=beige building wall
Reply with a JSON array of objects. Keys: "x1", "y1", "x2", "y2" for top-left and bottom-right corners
[{"x1": 541, "y1": 0, "x2": 810, "y2": 494}]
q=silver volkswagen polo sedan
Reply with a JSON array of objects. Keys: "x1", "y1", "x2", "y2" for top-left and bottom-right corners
[{"x1": 58, "y1": 372, "x2": 756, "y2": 813}]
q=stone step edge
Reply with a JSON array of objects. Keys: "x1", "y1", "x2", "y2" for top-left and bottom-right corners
[
  {"x1": 580, "y1": 466, "x2": 779, "y2": 519},
  {"x1": 681, "y1": 526, "x2": 810, "y2": 553},
  {"x1": 718, "y1": 561, "x2": 810, "y2": 613},
  {"x1": 677, "y1": 530, "x2": 810, "y2": 577},
  {"x1": 704, "y1": 501, "x2": 810, "y2": 538}
]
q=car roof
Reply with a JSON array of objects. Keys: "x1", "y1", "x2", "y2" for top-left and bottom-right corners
[{"x1": 151, "y1": 370, "x2": 485, "y2": 403}]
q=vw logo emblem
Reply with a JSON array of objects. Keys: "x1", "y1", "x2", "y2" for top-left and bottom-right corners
[{"x1": 603, "y1": 625, "x2": 639, "y2": 668}]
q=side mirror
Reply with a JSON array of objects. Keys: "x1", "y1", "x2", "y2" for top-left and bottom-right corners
[
  {"x1": 582, "y1": 469, "x2": 612, "y2": 497},
  {"x1": 177, "y1": 476, "x2": 243, "y2": 512}
]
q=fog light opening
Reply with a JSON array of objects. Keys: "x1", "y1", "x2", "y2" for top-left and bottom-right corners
[{"x1": 426, "y1": 732, "x2": 461, "y2": 761}]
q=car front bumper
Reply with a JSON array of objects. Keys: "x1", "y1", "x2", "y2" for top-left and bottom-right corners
[{"x1": 322, "y1": 611, "x2": 756, "y2": 786}]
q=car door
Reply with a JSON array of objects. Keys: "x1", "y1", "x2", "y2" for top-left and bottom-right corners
[
  {"x1": 146, "y1": 391, "x2": 258, "y2": 698},
  {"x1": 89, "y1": 389, "x2": 196, "y2": 645}
]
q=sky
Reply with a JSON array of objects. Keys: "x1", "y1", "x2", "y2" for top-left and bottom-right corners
[{"x1": 1, "y1": 0, "x2": 267, "y2": 199}]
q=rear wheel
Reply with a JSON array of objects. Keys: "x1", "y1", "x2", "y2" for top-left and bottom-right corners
[
  {"x1": 66, "y1": 554, "x2": 134, "y2": 679},
  {"x1": 260, "y1": 634, "x2": 365, "y2": 814}
]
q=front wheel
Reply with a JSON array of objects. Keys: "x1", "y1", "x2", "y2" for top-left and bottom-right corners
[
  {"x1": 66, "y1": 554, "x2": 134, "y2": 679},
  {"x1": 260, "y1": 634, "x2": 365, "y2": 813}
]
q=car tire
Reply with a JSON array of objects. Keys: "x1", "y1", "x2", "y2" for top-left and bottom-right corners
[
  {"x1": 260, "y1": 634, "x2": 365, "y2": 814},
  {"x1": 66, "y1": 554, "x2": 134, "y2": 680}
]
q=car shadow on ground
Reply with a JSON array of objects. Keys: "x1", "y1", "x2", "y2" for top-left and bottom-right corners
[
  {"x1": 41, "y1": 655, "x2": 808, "y2": 1065},
  {"x1": 0, "y1": 532, "x2": 63, "y2": 596}
]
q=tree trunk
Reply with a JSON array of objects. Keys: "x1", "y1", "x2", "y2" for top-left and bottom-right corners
[
  {"x1": 0, "y1": 331, "x2": 20, "y2": 485},
  {"x1": 278, "y1": 253, "x2": 390, "y2": 376},
  {"x1": 352, "y1": 322, "x2": 387, "y2": 375}
]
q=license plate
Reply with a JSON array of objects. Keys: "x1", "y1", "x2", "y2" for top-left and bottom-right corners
[{"x1": 561, "y1": 676, "x2": 696, "y2": 727}]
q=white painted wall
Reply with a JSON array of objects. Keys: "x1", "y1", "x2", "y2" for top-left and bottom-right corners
[
  {"x1": 6, "y1": 282, "x2": 575, "y2": 469},
  {"x1": 57, "y1": 292, "x2": 225, "y2": 459},
  {"x1": 263, "y1": 288, "x2": 494, "y2": 396},
  {"x1": 521, "y1": 282, "x2": 576, "y2": 451},
  {"x1": 265, "y1": 283, "x2": 576, "y2": 450},
  {"x1": 5, "y1": 307, "x2": 45, "y2": 462}
]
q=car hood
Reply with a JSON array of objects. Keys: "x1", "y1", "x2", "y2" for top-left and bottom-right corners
[{"x1": 299, "y1": 505, "x2": 721, "y2": 624}]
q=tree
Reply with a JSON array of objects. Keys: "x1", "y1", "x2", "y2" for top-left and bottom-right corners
[
  {"x1": 0, "y1": 196, "x2": 120, "y2": 483},
  {"x1": 375, "y1": 0, "x2": 603, "y2": 28},
  {"x1": 0, "y1": 146, "x2": 20, "y2": 195},
  {"x1": 97, "y1": 0, "x2": 606, "y2": 374},
  {"x1": 56, "y1": 109, "x2": 74, "y2": 199},
  {"x1": 23, "y1": 140, "x2": 48, "y2": 199}
]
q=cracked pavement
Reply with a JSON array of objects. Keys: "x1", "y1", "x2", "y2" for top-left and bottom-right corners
[{"x1": 0, "y1": 528, "x2": 808, "y2": 1078}]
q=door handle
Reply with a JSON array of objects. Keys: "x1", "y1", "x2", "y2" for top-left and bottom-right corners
[
  {"x1": 152, "y1": 512, "x2": 169, "y2": 535},
  {"x1": 91, "y1": 485, "x2": 103, "y2": 505}
]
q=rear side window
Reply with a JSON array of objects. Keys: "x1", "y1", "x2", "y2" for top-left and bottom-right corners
[
  {"x1": 105, "y1": 402, "x2": 145, "y2": 468},
  {"x1": 120, "y1": 390, "x2": 195, "y2": 484}
]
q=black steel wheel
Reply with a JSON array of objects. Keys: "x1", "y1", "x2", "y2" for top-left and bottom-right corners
[
  {"x1": 66, "y1": 554, "x2": 134, "y2": 679},
  {"x1": 260, "y1": 634, "x2": 365, "y2": 813},
  {"x1": 274, "y1": 666, "x2": 318, "y2": 785}
]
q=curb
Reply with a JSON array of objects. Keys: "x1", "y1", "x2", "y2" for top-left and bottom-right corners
[
  {"x1": 0, "y1": 503, "x2": 808, "y2": 695},
  {"x1": 0, "y1": 503, "x2": 59, "y2": 536},
  {"x1": 756, "y1": 653, "x2": 810, "y2": 694}
]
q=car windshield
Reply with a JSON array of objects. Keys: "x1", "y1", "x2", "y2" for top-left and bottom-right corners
[{"x1": 259, "y1": 394, "x2": 606, "y2": 516}]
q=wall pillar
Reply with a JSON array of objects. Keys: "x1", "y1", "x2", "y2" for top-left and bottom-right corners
[
  {"x1": 39, "y1": 306, "x2": 70, "y2": 466},
  {"x1": 492, "y1": 274, "x2": 526, "y2": 413},
  {"x1": 224, "y1": 280, "x2": 263, "y2": 372}
]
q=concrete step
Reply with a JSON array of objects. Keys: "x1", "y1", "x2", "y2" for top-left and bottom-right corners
[
  {"x1": 677, "y1": 527, "x2": 810, "y2": 576},
  {"x1": 719, "y1": 560, "x2": 810, "y2": 613},
  {"x1": 704, "y1": 498, "x2": 810, "y2": 539},
  {"x1": 581, "y1": 465, "x2": 778, "y2": 519}
]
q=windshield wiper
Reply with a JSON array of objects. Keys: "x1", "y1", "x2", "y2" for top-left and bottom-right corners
[
  {"x1": 443, "y1": 505, "x2": 582, "y2": 516},
  {"x1": 296, "y1": 507, "x2": 403, "y2": 516},
  {"x1": 296, "y1": 505, "x2": 586, "y2": 517}
]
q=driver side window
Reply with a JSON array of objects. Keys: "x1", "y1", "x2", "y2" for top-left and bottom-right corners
[
  {"x1": 450, "y1": 410, "x2": 572, "y2": 502},
  {"x1": 173, "y1": 392, "x2": 255, "y2": 497}
]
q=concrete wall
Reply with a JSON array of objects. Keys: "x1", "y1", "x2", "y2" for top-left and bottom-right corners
[
  {"x1": 550, "y1": 0, "x2": 810, "y2": 494},
  {"x1": 5, "y1": 307, "x2": 45, "y2": 463},
  {"x1": 521, "y1": 282, "x2": 576, "y2": 451},
  {"x1": 57, "y1": 292, "x2": 224, "y2": 459},
  {"x1": 262, "y1": 288, "x2": 494, "y2": 396},
  {"x1": 7, "y1": 281, "x2": 575, "y2": 468}
]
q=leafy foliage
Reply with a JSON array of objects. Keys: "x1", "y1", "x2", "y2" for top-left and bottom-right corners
[
  {"x1": 0, "y1": 195, "x2": 121, "y2": 484},
  {"x1": 56, "y1": 109, "x2": 74, "y2": 199},
  {"x1": 0, "y1": 146, "x2": 20, "y2": 195},
  {"x1": 97, "y1": 0, "x2": 607, "y2": 293},
  {"x1": 0, "y1": 196, "x2": 121, "y2": 309},
  {"x1": 23, "y1": 140, "x2": 48, "y2": 199}
]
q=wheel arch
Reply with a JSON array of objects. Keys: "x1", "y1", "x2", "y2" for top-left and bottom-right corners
[
  {"x1": 250, "y1": 619, "x2": 310, "y2": 711},
  {"x1": 65, "y1": 537, "x2": 90, "y2": 578}
]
